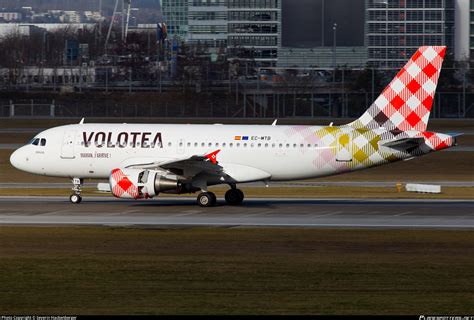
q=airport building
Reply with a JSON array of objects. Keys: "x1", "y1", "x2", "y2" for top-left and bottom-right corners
[
  {"x1": 160, "y1": 0, "x2": 281, "y2": 65},
  {"x1": 471, "y1": 0, "x2": 474, "y2": 61},
  {"x1": 278, "y1": 0, "x2": 367, "y2": 68},
  {"x1": 454, "y1": 0, "x2": 470, "y2": 61},
  {"x1": 187, "y1": 0, "x2": 228, "y2": 49},
  {"x1": 367, "y1": 0, "x2": 455, "y2": 67},
  {"x1": 226, "y1": 0, "x2": 281, "y2": 65},
  {"x1": 160, "y1": 0, "x2": 189, "y2": 40},
  {"x1": 279, "y1": 0, "x2": 457, "y2": 69}
]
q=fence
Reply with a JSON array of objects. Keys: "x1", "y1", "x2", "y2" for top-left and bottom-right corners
[{"x1": 1, "y1": 92, "x2": 473, "y2": 118}]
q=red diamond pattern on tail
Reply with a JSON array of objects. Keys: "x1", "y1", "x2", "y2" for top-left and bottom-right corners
[
  {"x1": 423, "y1": 63, "x2": 437, "y2": 78},
  {"x1": 348, "y1": 46, "x2": 446, "y2": 132},
  {"x1": 406, "y1": 79, "x2": 421, "y2": 94},
  {"x1": 422, "y1": 96, "x2": 433, "y2": 111},
  {"x1": 391, "y1": 96, "x2": 405, "y2": 110},
  {"x1": 411, "y1": 50, "x2": 422, "y2": 61},
  {"x1": 435, "y1": 141, "x2": 448, "y2": 151},
  {"x1": 406, "y1": 111, "x2": 421, "y2": 127},
  {"x1": 423, "y1": 131, "x2": 435, "y2": 139}
]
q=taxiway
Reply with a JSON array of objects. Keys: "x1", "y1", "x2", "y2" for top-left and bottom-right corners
[{"x1": 0, "y1": 196, "x2": 472, "y2": 229}]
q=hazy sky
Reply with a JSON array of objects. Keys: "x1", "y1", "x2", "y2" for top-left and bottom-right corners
[{"x1": 282, "y1": 0, "x2": 365, "y2": 48}]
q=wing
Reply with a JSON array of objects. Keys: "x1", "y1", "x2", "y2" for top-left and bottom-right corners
[{"x1": 125, "y1": 150, "x2": 223, "y2": 179}]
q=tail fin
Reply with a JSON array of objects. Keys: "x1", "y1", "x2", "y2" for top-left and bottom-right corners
[{"x1": 349, "y1": 46, "x2": 446, "y2": 132}]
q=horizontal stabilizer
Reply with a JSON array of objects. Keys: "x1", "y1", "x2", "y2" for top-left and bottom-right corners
[{"x1": 381, "y1": 137, "x2": 425, "y2": 151}]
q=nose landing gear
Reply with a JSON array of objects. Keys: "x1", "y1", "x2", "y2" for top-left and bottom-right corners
[{"x1": 70, "y1": 177, "x2": 83, "y2": 204}]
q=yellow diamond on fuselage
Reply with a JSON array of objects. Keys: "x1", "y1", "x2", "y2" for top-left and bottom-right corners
[{"x1": 339, "y1": 134, "x2": 350, "y2": 146}]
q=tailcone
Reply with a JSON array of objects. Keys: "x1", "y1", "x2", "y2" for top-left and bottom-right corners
[{"x1": 422, "y1": 132, "x2": 459, "y2": 151}]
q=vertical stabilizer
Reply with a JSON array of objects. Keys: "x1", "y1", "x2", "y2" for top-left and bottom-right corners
[{"x1": 349, "y1": 46, "x2": 446, "y2": 132}]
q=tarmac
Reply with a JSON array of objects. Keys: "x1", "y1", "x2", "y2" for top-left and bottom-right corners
[
  {"x1": 0, "y1": 196, "x2": 473, "y2": 229},
  {"x1": 1, "y1": 181, "x2": 474, "y2": 188}
]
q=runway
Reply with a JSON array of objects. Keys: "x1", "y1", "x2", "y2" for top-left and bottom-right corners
[
  {"x1": 1, "y1": 181, "x2": 474, "y2": 188},
  {"x1": 0, "y1": 196, "x2": 473, "y2": 229}
]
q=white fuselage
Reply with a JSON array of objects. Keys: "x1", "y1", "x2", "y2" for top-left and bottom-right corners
[
  {"x1": 10, "y1": 123, "x2": 357, "y2": 181},
  {"x1": 10, "y1": 122, "x2": 448, "y2": 185}
]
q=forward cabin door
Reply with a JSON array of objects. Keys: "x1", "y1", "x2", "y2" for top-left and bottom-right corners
[
  {"x1": 336, "y1": 132, "x2": 352, "y2": 162},
  {"x1": 61, "y1": 130, "x2": 76, "y2": 159}
]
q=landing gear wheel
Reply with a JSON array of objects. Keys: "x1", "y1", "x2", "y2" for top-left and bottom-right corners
[
  {"x1": 70, "y1": 194, "x2": 82, "y2": 204},
  {"x1": 225, "y1": 188, "x2": 244, "y2": 205},
  {"x1": 197, "y1": 192, "x2": 217, "y2": 207}
]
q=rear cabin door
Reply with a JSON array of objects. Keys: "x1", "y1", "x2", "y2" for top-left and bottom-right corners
[
  {"x1": 336, "y1": 132, "x2": 352, "y2": 162},
  {"x1": 61, "y1": 130, "x2": 76, "y2": 159}
]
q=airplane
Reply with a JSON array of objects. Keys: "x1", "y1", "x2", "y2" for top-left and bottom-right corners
[{"x1": 10, "y1": 46, "x2": 458, "y2": 207}]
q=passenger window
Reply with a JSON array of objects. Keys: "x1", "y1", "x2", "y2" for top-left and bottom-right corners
[
  {"x1": 243, "y1": 143, "x2": 247, "y2": 147},
  {"x1": 208, "y1": 142, "x2": 212, "y2": 147},
  {"x1": 229, "y1": 143, "x2": 233, "y2": 147},
  {"x1": 236, "y1": 143, "x2": 240, "y2": 147},
  {"x1": 40, "y1": 138, "x2": 46, "y2": 146},
  {"x1": 307, "y1": 144, "x2": 311, "y2": 148},
  {"x1": 222, "y1": 143, "x2": 226, "y2": 147},
  {"x1": 279, "y1": 143, "x2": 283, "y2": 148},
  {"x1": 187, "y1": 142, "x2": 191, "y2": 147},
  {"x1": 216, "y1": 143, "x2": 220, "y2": 147},
  {"x1": 258, "y1": 143, "x2": 262, "y2": 148},
  {"x1": 168, "y1": 142, "x2": 172, "y2": 147},
  {"x1": 293, "y1": 144, "x2": 297, "y2": 148},
  {"x1": 265, "y1": 143, "x2": 269, "y2": 148},
  {"x1": 194, "y1": 142, "x2": 198, "y2": 147}
]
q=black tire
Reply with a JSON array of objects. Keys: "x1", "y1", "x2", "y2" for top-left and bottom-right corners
[
  {"x1": 225, "y1": 188, "x2": 244, "y2": 205},
  {"x1": 70, "y1": 194, "x2": 82, "y2": 204},
  {"x1": 197, "y1": 192, "x2": 216, "y2": 207}
]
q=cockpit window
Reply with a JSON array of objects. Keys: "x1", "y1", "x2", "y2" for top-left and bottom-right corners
[
  {"x1": 31, "y1": 138, "x2": 40, "y2": 146},
  {"x1": 40, "y1": 138, "x2": 46, "y2": 146}
]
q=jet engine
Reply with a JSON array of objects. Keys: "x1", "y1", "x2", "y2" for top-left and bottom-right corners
[{"x1": 109, "y1": 168, "x2": 187, "y2": 199}]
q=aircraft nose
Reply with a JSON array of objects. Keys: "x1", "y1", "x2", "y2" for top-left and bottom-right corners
[{"x1": 10, "y1": 148, "x2": 27, "y2": 171}]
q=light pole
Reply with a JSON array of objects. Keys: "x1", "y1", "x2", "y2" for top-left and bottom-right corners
[
  {"x1": 321, "y1": 0, "x2": 325, "y2": 47},
  {"x1": 332, "y1": 23, "x2": 337, "y2": 68}
]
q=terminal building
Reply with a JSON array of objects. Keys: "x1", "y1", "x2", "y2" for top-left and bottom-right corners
[
  {"x1": 366, "y1": 0, "x2": 455, "y2": 68},
  {"x1": 161, "y1": 0, "x2": 281, "y2": 66},
  {"x1": 160, "y1": 0, "x2": 466, "y2": 68}
]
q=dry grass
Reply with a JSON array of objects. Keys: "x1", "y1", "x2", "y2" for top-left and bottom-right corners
[{"x1": 0, "y1": 227, "x2": 473, "y2": 315}]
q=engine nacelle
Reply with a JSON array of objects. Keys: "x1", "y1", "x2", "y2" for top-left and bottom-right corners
[{"x1": 109, "y1": 168, "x2": 183, "y2": 199}]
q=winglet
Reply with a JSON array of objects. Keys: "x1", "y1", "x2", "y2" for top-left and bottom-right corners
[
  {"x1": 79, "y1": 118, "x2": 85, "y2": 124},
  {"x1": 205, "y1": 149, "x2": 221, "y2": 164},
  {"x1": 271, "y1": 119, "x2": 278, "y2": 126}
]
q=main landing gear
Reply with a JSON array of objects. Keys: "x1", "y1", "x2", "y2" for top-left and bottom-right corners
[
  {"x1": 70, "y1": 177, "x2": 83, "y2": 204},
  {"x1": 197, "y1": 192, "x2": 217, "y2": 207},
  {"x1": 224, "y1": 187, "x2": 244, "y2": 206},
  {"x1": 196, "y1": 186, "x2": 244, "y2": 207}
]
